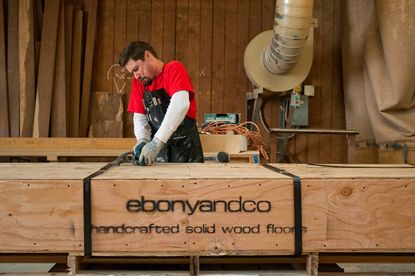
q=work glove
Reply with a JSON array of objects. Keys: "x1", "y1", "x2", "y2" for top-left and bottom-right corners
[
  {"x1": 138, "y1": 137, "x2": 165, "y2": 166},
  {"x1": 132, "y1": 138, "x2": 149, "y2": 166}
]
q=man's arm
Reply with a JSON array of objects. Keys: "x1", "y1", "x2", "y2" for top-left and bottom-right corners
[
  {"x1": 155, "y1": 90, "x2": 190, "y2": 143},
  {"x1": 132, "y1": 113, "x2": 151, "y2": 165},
  {"x1": 133, "y1": 112, "x2": 151, "y2": 141}
]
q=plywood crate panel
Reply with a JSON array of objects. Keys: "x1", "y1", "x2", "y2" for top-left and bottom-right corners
[
  {"x1": 0, "y1": 162, "x2": 414, "y2": 256},
  {"x1": 274, "y1": 164, "x2": 415, "y2": 252},
  {"x1": 0, "y1": 163, "x2": 105, "y2": 253}
]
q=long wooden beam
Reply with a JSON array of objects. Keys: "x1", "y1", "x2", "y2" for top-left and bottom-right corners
[
  {"x1": 79, "y1": 0, "x2": 98, "y2": 137},
  {"x1": 7, "y1": 0, "x2": 20, "y2": 137},
  {"x1": 33, "y1": 0, "x2": 60, "y2": 137},
  {"x1": 0, "y1": 138, "x2": 136, "y2": 159},
  {"x1": 0, "y1": 137, "x2": 257, "y2": 162},
  {"x1": 19, "y1": 0, "x2": 36, "y2": 137}
]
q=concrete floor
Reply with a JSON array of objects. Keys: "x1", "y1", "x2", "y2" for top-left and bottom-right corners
[
  {"x1": 0, "y1": 263, "x2": 55, "y2": 273},
  {"x1": 1, "y1": 263, "x2": 415, "y2": 274}
]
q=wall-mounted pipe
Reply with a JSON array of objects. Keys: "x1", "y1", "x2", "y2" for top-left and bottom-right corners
[
  {"x1": 244, "y1": 0, "x2": 314, "y2": 92},
  {"x1": 263, "y1": 0, "x2": 314, "y2": 74}
]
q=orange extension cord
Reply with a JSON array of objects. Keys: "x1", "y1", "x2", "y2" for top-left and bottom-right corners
[{"x1": 202, "y1": 122, "x2": 269, "y2": 160}]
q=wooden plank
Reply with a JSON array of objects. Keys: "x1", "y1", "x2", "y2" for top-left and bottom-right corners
[
  {"x1": 64, "y1": 3, "x2": 74, "y2": 134},
  {"x1": 138, "y1": 0, "x2": 151, "y2": 43},
  {"x1": 247, "y1": 0, "x2": 263, "y2": 147},
  {"x1": 113, "y1": 0, "x2": 126, "y2": 137},
  {"x1": 293, "y1": 134, "x2": 308, "y2": 163},
  {"x1": 113, "y1": 0, "x2": 126, "y2": 90},
  {"x1": 0, "y1": 162, "x2": 105, "y2": 180},
  {"x1": 79, "y1": 0, "x2": 98, "y2": 137},
  {"x1": 249, "y1": 0, "x2": 261, "y2": 40},
  {"x1": 318, "y1": 0, "x2": 335, "y2": 163},
  {"x1": 0, "y1": 136, "x2": 247, "y2": 158},
  {"x1": 198, "y1": 0, "x2": 213, "y2": 123},
  {"x1": 7, "y1": 0, "x2": 20, "y2": 137},
  {"x1": 33, "y1": 0, "x2": 42, "y2": 91},
  {"x1": 162, "y1": 0, "x2": 176, "y2": 62},
  {"x1": 126, "y1": 0, "x2": 138, "y2": 42},
  {"x1": 0, "y1": 0, "x2": 8, "y2": 137},
  {"x1": 175, "y1": 0, "x2": 189, "y2": 67},
  {"x1": 330, "y1": 0, "x2": 346, "y2": 163},
  {"x1": 124, "y1": 0, "x2": 139, "y2": 138},
  {"x1": 236, "y1": 0, "x2": 249, "y2": 122},
  {"x1": 0, "y1": 138, "x2": 135, "y2": 158},
  {"x1": 51, "y1": 0, "x2": 67, "y2": 137},
  {"x1": 275, "y1": 163, "x2": 415, "y2": 179},
  {"x1": 292, "y1": 4, "x2": 315, "y2": 163},
  {"x1": 91, "y1": 0, "x2": 113, "y2": 93},
  {"x1": 306, "y1": 0, "x2": 323, "y2": 163},
  {"x1": 69, "y1": 10, "x2": 83, "y2": 137},
  {"x1": 261, "y1": 0, "x2": 274, "y2": 31},
  {"x1": 18, "y1": 0, "x2": 36, "y2": 137},
  {"x1": 33, "y1": 0, "x2": 61, "y2": 137},
  {"x1": 211, "y1": 0, "x2": 226, "y2": 113},
  {"x1": 34, "y1": 0, "x2": 43, "y2": 41},
  {"x1": 150, "y1": 0, "x2": 163, "y2": 57},
  {"x1": 261, "y1": 0, "x2": 279, "y2": 159},
  {"x1": 188, "y1": 0, "x2": 201, "y2": 120},
  {"x1": 223, "y1": 0, "x2": 238, "y2": 114}
]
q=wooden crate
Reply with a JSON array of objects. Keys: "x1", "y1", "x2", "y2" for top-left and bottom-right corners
[{"x1": 0, "y1": 163, "x2": 414, "y2": 257}]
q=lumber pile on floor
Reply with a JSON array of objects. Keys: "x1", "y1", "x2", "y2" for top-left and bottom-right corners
[{"x1": 0, "y1": 0, "x2": 97, "y2": 138}]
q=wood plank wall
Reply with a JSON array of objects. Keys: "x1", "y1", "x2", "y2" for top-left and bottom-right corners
[
  {"x1": 0, "y1": 0, "x2": 98, "y2": 139},
  {"x1": 92, "y1": 0, "x2": 346, "y2": 163},
  {"x1": 0, "y1": 0, "x2": 345, "y2": 163}
]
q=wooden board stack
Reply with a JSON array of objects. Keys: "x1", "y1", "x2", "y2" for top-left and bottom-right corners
[{"x1": 0, "y1": 0, "x2": 98, "y2": 138}]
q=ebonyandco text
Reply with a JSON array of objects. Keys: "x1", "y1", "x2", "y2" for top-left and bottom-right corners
[{"x1": 126, "y1": 196, "x2": 272, "y2": 215}]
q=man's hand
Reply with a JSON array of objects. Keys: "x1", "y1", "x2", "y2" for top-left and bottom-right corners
[
  {"x1": 138, "y1": 137, "x2": 165, "y2": 166},
  {"x1": 132, "y1": 138, "x2": 149, "y2": 165}
]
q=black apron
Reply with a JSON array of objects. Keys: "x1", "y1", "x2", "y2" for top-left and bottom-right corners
[{"x1": 142, "y1": 88, "x2": 204, "y2": 163}]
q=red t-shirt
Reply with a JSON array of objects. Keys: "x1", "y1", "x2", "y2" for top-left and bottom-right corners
[{"x1": 127, "y1": 61, "x2": 197, "y2": 119}]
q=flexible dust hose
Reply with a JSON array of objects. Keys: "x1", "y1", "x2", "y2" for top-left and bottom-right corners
[{"x1": 263, "y1": 0, "x2": 314, "y2": 74}]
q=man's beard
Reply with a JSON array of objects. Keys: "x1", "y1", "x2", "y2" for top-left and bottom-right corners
[{"x1": 140, "y1": 77, "x2": 152, "y2": 86}]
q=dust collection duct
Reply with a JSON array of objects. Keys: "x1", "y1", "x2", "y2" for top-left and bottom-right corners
[{"x1": 244, "y1": 0, "x2": 314, "y2": 92}]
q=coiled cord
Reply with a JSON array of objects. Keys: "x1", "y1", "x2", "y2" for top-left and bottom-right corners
[{"x1": 202, "y1": 122, "x2": 269, "y2": 160}]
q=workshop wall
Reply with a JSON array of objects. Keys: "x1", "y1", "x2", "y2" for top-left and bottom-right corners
[
  {"x1": 0, "y1": 0, "x2": 345, "y2": 163},
  {"x1": 92, "y1": 0, "x2": 345, "y2": 163}
]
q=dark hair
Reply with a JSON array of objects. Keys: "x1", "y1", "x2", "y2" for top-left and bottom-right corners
[{"x1": 119, "y1": 41, "x2": 158, "y2": 66}]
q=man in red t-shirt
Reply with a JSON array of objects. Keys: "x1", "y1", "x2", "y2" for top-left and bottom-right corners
[{"x1": 119, "y1": 41, "x2": 204, "y2": 165}]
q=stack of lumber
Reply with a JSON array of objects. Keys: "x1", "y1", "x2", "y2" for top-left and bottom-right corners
[{"x1": 0, "y1": 0, "x2": 98, "y2": 138}]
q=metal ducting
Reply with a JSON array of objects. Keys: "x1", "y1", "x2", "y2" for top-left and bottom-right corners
[{"x1": 244, "y1": 0, "x2": 314, "y2": 92}]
